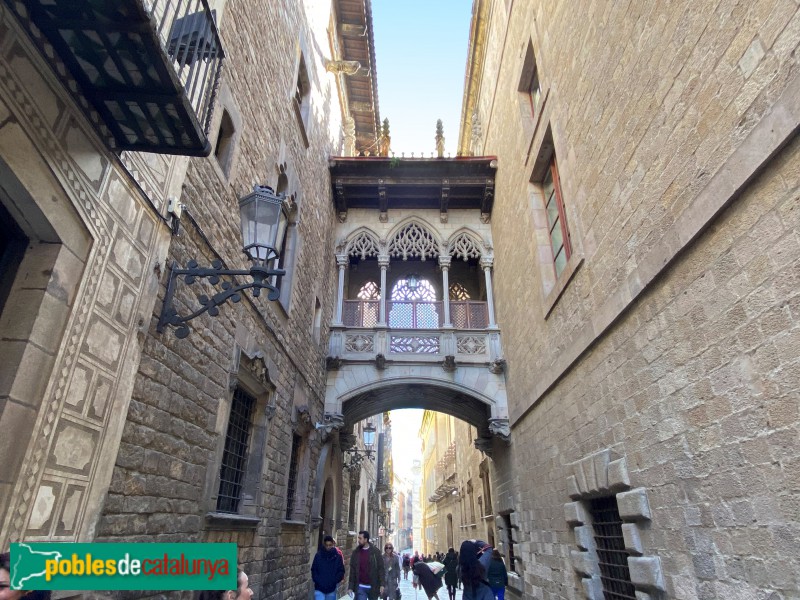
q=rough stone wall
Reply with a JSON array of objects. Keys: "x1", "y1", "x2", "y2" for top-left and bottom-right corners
[
  {"x1": 97, "y1": 1, "x2": 341, "y2": 598},
  {"x1": 471, "y1": 0, "x2": 800, "y2": 598}
]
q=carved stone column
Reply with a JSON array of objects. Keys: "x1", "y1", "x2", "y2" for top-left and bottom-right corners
[
  {"x1": 480, "y1": 256, "x2": 497, "y2": 328},
  {"x1": 378, "y1": 255, "x2": 389, "y2": 326},
  {"x1": 335, "y1": 254, "x2": 348, "y2": 325},
  {"x1": 439, "y1": 255, "x2": 452, "y2": 327}
]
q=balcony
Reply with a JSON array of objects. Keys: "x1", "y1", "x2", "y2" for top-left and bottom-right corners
[{"x1": 8, "y1": 0, "x2": 224, "y2": 155}]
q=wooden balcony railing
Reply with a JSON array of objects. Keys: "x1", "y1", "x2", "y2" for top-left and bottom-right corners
[{"x1": 341, "y1": 300, "x2": 488, "y2": 329}]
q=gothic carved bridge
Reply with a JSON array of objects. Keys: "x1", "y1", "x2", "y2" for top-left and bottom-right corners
[{"x1": 320, "y1": 356, "x2": 510, "y2": 454}]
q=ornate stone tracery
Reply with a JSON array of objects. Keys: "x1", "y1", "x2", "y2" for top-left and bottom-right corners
[
  {"x1": 448, "y1": 231, "x2": 483, "y2": 261},
  {"x1": 388, "y1": 222, "x2": 439, "y2": 261},
  {"x1": 346, "y1": 230, "x2": 380, "y2": 259}
]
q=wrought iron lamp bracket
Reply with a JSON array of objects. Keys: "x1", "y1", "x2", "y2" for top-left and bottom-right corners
[{"x1": 157, "y1": 257, "x2": 285, "y2": 338}]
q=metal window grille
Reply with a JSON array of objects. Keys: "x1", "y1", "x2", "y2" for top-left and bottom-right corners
[
  {"x1": 216, "y1": 387, "x2": 255, "y2": 513},
  {"x1": 285, "y1": 433, "x2": 302, "y2": 519},
  {"x1": 589, "y1": 497, "x2": 637, "y2": 599}
]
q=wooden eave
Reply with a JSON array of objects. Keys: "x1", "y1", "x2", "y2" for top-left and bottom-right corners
[
  {"x1": 329, "y1": 157, "x2": 497, "y2": 217},
  {"x1": 335, "y1": 0, "x2": 381, "y2": 153}
]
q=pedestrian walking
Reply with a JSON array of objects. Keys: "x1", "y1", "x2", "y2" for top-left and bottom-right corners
[
  {"x1": 486, "y1": 550, "x2": 508, "y2": 600},
  {"x1": 381, "y1": 542, "x2": 401, "y2": 599},
  {"x1": 410, "y1": 551, "x2": 421, "y2": 591},
  {"x1": 347, "y1": 530, "x2": 385, "y2": 600},
  {"x1": 411, "y1": 561, "x2": 443, "y2": 600},
  {"x1": 458, "y1": 540, "x2": 494, "y2": 600},
  {"x1": 312, "y1": 535, "x2": 345, "y2": 600},
  {"x1": 402, "y1": 554, "x2": 411, "y2": 580},
  {"x1": 442, "y1": 548, "x2": 458, "y2": 600}
]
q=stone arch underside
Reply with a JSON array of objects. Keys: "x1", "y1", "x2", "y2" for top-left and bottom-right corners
[{"x1": 341, "y1": 381, "x2": 495, "y2": 438}]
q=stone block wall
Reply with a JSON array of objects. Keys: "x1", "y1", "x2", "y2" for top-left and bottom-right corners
[
  {"x1": 468, "y1": 1, "x2": 800, "y2": 598},
  {"x1": 96, "y1": 0, "x2": 342, "y2": 598}
]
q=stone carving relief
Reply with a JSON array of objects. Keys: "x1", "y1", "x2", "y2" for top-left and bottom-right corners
[
  {"x1": 345, "y1": 230, "x2": 380, "y2": 260},
  {"x1": 456, "y1": 335, "x2": 486, "y2": 355},
  {"x1": 448, "y1": 232, "x2": 483, "y2": 261},
  {"x1": 345, "y1": 333, "x2": 375, "y2": 353}
]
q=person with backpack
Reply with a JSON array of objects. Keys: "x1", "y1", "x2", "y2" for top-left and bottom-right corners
[
  {"x1": 312, "y1": 535, "x2": 345, "y2": 600},
  {"x1": 458, "y1": 540, "x2": 494, "y2": 600},
  {"x1": 486, "y1": 550, "x2": 508, "y2": 600}
]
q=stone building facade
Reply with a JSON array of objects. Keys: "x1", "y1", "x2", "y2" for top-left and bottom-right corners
[
  {"x1": 419, "y1": 411, "x2": 497, "y2": 556},
  {"x1": 0, "y1": 0, "x2": 384, "y2": 598},
  {"x1": 457, "y1": 0, "x2": 800, "y2": 598}
]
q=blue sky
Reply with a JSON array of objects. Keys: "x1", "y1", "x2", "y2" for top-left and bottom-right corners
[{"x1": 372, "y1": 0, "x2": 473, "y2": 157}]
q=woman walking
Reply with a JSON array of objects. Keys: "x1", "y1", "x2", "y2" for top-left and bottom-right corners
[
  {"x1": 442, "y1": 548, "x2": 458, "y2": 600},
  {"x1": 382, "y1": 543, "x2": 401, "y2": 600},
  {"x1": 486, "y1": 550, "x2": 508, "y2": 600}
]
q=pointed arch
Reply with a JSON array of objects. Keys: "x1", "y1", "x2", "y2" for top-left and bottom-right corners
[
  {"x1": 387, "y1": 218, "x2": 441, "y2": 261},
  {"x1": 344, "y1": 227, "x2": 381, "y2": 259},
  {"x1": 446, "y1": 228, "x2": 486, "y2": 261}
]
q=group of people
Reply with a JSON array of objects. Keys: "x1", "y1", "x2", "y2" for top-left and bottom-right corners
[{"x1": 311, "y1": 533, "x2": 509, "y2": 600}]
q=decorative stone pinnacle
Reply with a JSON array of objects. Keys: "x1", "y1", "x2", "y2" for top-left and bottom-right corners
[
  {"x1": 435, "y1": 119, "x2": 445, "y2": 158},
  {"x1": 379, "y1": 118, "x2": 391, "y2": 157}
]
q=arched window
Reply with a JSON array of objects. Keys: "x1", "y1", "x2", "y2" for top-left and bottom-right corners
[
  {"x1": 449, "y1": 282, "x2": 471, "y2": 301},
  {"x1": 390, "y1": 278, "x2": 436, "y2": 301},
  {"x1": 357, "y1": 281, "x2": 381, "y2": 300}
]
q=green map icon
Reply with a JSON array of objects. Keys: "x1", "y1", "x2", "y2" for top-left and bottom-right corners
[{"x1": 10, "y1": 543, "x2": 63, "y2": 589}]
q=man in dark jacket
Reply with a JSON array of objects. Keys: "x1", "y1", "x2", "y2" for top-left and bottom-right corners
[
  {"x1": 312, "y1": 535, "x2": 345, "y2": 600},
  {"x1": 347, "y1": 530, "x2": 385, "y2": 600}
]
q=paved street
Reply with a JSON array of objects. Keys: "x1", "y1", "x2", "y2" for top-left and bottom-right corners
[{"x1": 396, "y1": 573, "x2": 462, "y2": 600}]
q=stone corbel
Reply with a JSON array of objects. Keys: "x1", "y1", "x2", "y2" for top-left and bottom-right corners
[
  {"x1": 318, "y1": 412, "x2": 345, "y2": 441},
  {"x1": 488, "y1": 358, "x2": 506, "y2": 374},
  {"x1": 474, "y1": 437, "x2": 493, "y2": 457},
  {"x1": 441, "y1": 355, "x2": 456, "y2": 372},
  {"x1": 375, "y1": 353, "x2": 386, "y2": 370},
  {"x1": 326, "y1": 356, "x2": 343, "y2": 370},
  {"x1": 339, "y1": 433, "x2": 357, "y2": 452},
  {"x1": 488, "y1": 418, "x2": 511, "y2": 442}
]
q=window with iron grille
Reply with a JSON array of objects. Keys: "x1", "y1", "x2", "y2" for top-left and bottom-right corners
[
  {"x1": 285, "y1": 433, "x2": 302, "y2": 519},
  {"x1": 589, "y1": 496, "x2": 636, "y2": 600},
  {"x1": 216, "y1": 387, "x2": 256, "y2": 513}
]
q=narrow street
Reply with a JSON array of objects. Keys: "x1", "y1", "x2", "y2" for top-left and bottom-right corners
[{"x1": 396, "y1": 574, "x2": 463, "y2": 600}]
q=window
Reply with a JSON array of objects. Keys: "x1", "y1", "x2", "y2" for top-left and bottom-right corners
[
  {"x1": 480, "y1": 463, "x2": 493, "y2": 516},
  {"x1": 501, "y1": 513, "x2": 518, "y2": 573},
  {"x1": 348, "y1": 484, "x2": 358, "y2": 529},
  {"x1": 467, "y1": 480, "x2": 475, "y2": 524},
  {"x1": 216, "y1": 387, "x2": 256, "y2": 513},
  {"x1": 286, "y1": 433, "x2": 302, "y2": 519},
  {"x1": 357, "y1": 281, "x2": 381, "y2": 300},
  {"x1": 542, "y1": 156, "x2": 571, "y2": 276},
  {"x1": 293, "y1": 53, "x2": 311, "y2": 145},
  {"x1": 518, "y1": 41, "x2": 543, "y2": 138},
  {"x1": 449, "y1": 282, "x2": 470, "y2": 301},
  {"x1": 214, "y1": 109, "x2": 235, "y2": 175},
  {"x1": 312, "y1": 297, "x2": 322, "y2": 343},
  {"x1": 589, "y1": 497, "x2": 636, "y2": 599}
]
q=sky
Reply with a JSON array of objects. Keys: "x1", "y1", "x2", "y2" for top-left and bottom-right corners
[
  {"x1": 371, "y1": 0, "x2": 472, "y2": 479},
  {"x1": 371, "y1": 0, "x2": 473, "y2": 157}
]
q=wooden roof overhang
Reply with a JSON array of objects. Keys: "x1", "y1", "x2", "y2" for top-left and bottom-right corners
[
  {"x1": 329, "y1": 157, "x2": 497, "y2": 221},
  {"x1": 335, "y1": 0, "x2": 381, "y2": 153}
]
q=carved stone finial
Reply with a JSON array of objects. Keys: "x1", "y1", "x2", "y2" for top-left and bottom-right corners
[
  {"x1": 488, "y1": 358, "x2": 506, "y2": 374},
  {"x1": 375, "y1": 353, "x2": 386, "y2": 370},
  {"x1": 343, "y1": 116, "x2": 357, "y2": 157},
  {"x1": 442, "y1": 355, "x2": 456, "y2": 372},
  {"x1": 435, "y1": 119, "x2": 445, "y2": 158},
  {"x1": 488, "y1": 418, "x2": 511, "y2": 442},
  {"x1": 326, "y1": 60, "x2": 362, "y2": 75},
  {"x1": 326, "y1": 356, "x2": 343, "y2": 370},
  {"x1": 379, "y1": 118, "x2": 391, "y2": 157},
  {"x1": 470, "y1": 113, "x2": 482, "y2": 156}
]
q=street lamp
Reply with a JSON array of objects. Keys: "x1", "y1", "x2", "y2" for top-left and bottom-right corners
[
  {"x1": 158, "y1": 185, "x2": 289, "y2": 338},
  {"x1": 345, "y1": 421, "x2": 378, "y2": 469}
]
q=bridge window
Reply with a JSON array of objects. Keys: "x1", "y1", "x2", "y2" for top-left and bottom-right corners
[
  {"x1": 390, "y1": 278, "x2": 437, "y2": 301},
  {"x1": 357, "y1": 281, "x2": 381, "y2": 300},
  {"x1": 449, "y1": 282, "x2": 470, "y2": 301}
]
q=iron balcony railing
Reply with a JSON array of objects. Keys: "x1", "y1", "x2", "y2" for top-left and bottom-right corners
[
  {"x1": 341, "y1": 300, "x2": 489, "y2": 329},
  {"x1": 10, "y1": 0, "x2": 225, "y2": 155}
]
